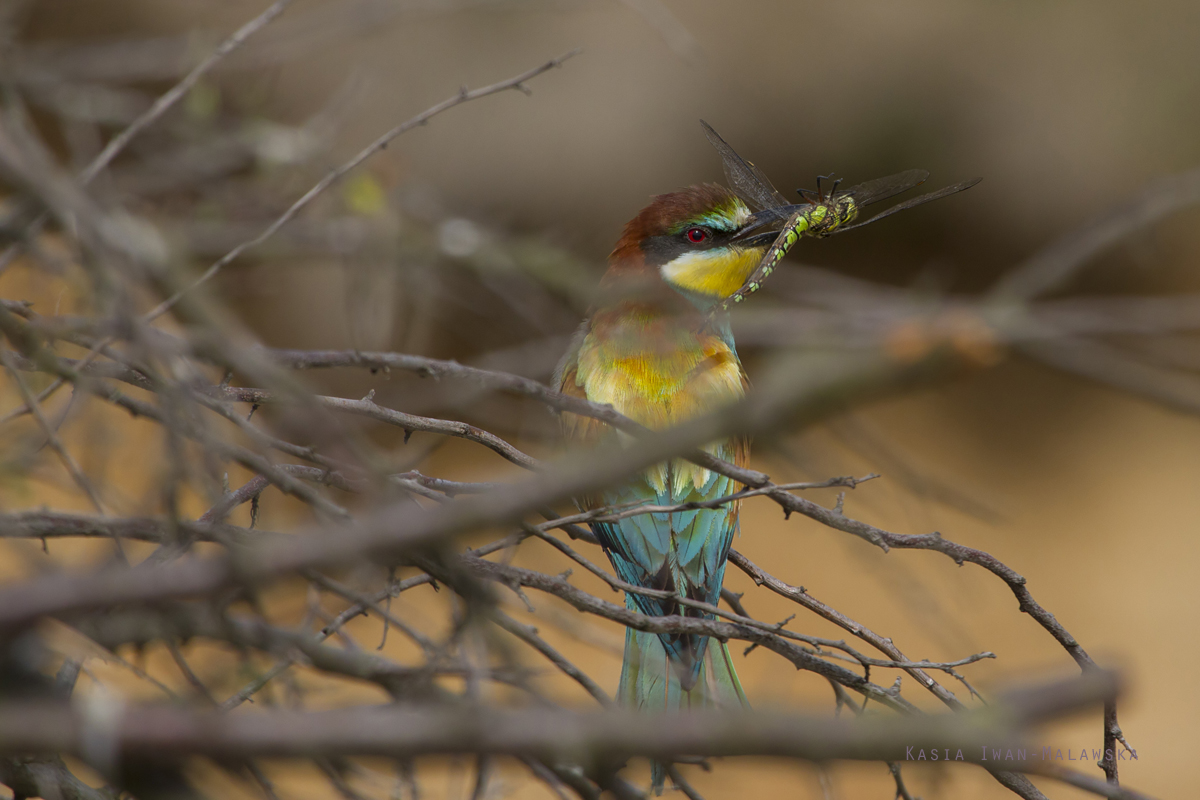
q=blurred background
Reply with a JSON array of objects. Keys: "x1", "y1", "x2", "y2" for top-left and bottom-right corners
[{"x1": 3, "y1": 0, "x2": 1199, "y2": 798}]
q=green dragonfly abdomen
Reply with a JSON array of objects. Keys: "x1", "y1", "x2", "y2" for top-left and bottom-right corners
[
  {"x1": 725, "y1": 214, "x2": 805, "y2": 305},
  {"x1": 702, "y1": 120, "x2": 978, "y2": 316},
  {"x1": 721, "y1": 196, "x2": 860, "y2": 309}
]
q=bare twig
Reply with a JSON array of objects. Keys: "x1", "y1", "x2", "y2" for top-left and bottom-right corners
[
  {"x1": 0, "y1": 0, "x2": 296, "y2": 273},
  {"x1": 145, "y1": 49, "x2": 580, "y2": 320},
  {"x1": 83, "y1": 0, "x2": 298, "y2": 186},
  {"x1": 0, "y1": 349, "x2": 108, "y2": 515},
  {"x1": 992, "y1": 166, "x2": 1200, "y2": 300},
  {"x1": 0, "y1": 672, "x2": 1125, "y2": 775}
]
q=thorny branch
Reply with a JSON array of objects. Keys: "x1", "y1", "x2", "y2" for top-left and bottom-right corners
[{"x1": 145, "y1": 48, "x2": 580, "y2": 321}]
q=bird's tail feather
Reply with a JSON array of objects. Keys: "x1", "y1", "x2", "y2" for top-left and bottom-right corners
[{"x1": 618, "y1": 617, "x2": 747, "y2": 794}]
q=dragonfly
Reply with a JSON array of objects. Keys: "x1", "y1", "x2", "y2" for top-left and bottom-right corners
[{"x1": 701, "y1": 121, "x2": 982, "y2": 311}]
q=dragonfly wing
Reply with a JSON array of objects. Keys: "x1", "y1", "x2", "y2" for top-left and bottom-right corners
[
  {"x1": 842, "y1": 169, "x2": 930, "y2": 208},
  {"x1": 700, "y1": 121, "x2": 790, "y2": 211},
  {"x1": 836, "y1": 177, "x2": 982, "y2": 233}
]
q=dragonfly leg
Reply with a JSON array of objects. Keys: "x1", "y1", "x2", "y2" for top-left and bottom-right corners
[{"x1": 815, "y1": 173, "x2": 839, "y2": 201}]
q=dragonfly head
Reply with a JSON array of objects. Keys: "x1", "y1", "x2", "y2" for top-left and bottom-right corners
[
  {"x1": 608, "y1": 184, "x2": 790, "y2": 304},
  {"x1": 806, "y1": 193, "x2": 859, "y2": 237}
]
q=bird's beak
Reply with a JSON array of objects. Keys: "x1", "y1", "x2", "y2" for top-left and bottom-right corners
[
  {"x1": 733, "y1": 230, "x2": 781, "y2": 248},
  {"x1": 732, "y1": 205, "x2": 807, "y2": 245}
]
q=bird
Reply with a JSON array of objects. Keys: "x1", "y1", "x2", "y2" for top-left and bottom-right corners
[{"x1": 555, "y1": 175, "x2": 785, "y2": 792}]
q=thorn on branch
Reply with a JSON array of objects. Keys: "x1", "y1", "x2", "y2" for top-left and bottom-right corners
[{"x1": 507, "y1": 582, "x2": 535, "y2": 612}]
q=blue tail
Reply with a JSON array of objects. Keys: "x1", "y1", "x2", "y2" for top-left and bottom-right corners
[{"x1": 618, "y1": 598, "x2": 748, "y2": 793}]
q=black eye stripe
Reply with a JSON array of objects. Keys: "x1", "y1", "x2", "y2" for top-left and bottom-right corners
[{"x1": 641, "y1": 228, "x2": 734, "y2": 266}]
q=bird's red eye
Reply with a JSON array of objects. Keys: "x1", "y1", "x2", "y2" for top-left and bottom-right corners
[{"x1": 686, "y1": 227, "x2": 708, "y2": 243}]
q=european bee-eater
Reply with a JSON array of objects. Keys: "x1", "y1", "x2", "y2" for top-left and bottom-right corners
[
  {"x1": 555, "y1": 179, "x2": 783, "y2": 791},
  {"x1": 553, "y1": 125, "x2": 976, "y2": 791}
]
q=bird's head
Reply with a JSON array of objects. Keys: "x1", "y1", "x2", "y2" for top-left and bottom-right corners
[{"x1": 606, "y1": 184, "x2": 781, "y2": 306}]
